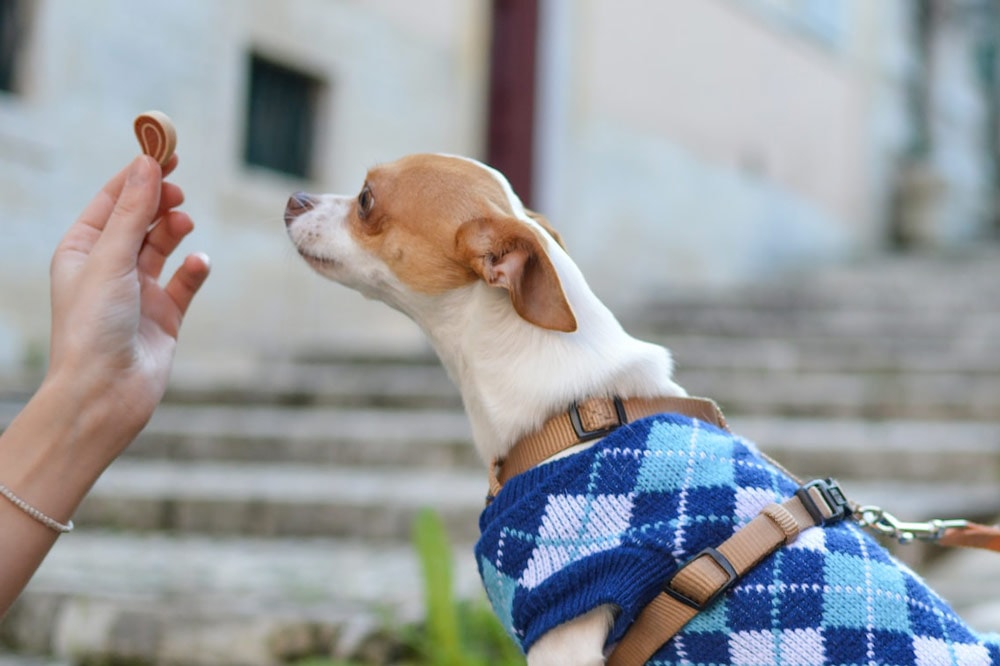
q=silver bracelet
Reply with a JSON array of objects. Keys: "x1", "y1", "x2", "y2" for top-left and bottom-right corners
[{"x1": 0, "y1": 482, "x2": 74, "y2": 534}]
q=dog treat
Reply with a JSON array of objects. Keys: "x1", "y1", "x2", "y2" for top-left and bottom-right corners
[{"x1": 133, "y1": 111, "x2": 177, "y2": 166}]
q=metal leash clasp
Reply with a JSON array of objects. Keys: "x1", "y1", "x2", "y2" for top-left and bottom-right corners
[{"x1": 855, "y1": 505, "x2": 969, "y2": 545}]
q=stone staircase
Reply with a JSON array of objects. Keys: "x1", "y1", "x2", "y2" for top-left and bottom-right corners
[{"x1": 2, "y1": 248, "x2": 1000, "y2": 664}]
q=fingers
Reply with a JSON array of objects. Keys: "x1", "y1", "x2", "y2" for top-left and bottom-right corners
[
  {"x1": 138, "y1": 211, "x2": 195, "y2": 280},
  {"x1": 164, "y1": 252, "x2": 211, "y2": 321},
  {"x1": 92, "y1": 156, "x2": 163, "y2": 271},
  {"x1": 72, "y1": 154, "x2": 182, "y2": 238},
  {"x1": 159, "y1": 182, "x2": 184, "y2": 216},
  {"x1": 162, "y1": 154, "x2": 179, "y2": 178}
]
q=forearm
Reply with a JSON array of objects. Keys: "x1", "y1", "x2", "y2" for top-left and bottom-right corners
[
  {"x1": 0, "y1": 373, "x2": 130, "y2": 616},
  {"x1": 0, "y1": 150, "x2": 208, "y2": 618}
]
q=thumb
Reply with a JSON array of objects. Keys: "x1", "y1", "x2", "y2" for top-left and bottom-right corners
[{"x1": 92, "y1": 156, "x2": 163, "y2": 272}]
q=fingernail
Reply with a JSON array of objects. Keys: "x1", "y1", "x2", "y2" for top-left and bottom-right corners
[{"x1": 194, "y1": 252, "x2": 211, "y2": 270}]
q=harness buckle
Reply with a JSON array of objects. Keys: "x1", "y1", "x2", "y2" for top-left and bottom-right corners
[
  {"x1": 568, "y1": 396, "x2": 627, "y2": 442},
  {"x1": 663, "y1": 547, "x2": 738, "y2": 611},
  {"x1": 796, "y1": 478, "x2": 850, "y2": 527}
]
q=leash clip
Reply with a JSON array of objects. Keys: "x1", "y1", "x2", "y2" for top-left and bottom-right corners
[{"x1": 855, "y1": 505, "x2": 969, "y2": 544}]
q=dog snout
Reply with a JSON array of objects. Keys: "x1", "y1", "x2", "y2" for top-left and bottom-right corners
[{"x1": 285, "y1": 192, "x2": 318, "y2": 226}]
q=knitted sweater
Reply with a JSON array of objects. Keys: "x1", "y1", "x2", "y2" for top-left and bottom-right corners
[{"x1": 475, "y1": 413, "x2": 1000, "y2": 664}]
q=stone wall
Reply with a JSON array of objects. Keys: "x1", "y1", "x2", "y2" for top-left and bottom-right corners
[
  {"x1": 0, "y1": 0, "x2": 490, "y2": 369},
  {"x1": 0, "y1": 0, "x2": 995, "y2": 371}
]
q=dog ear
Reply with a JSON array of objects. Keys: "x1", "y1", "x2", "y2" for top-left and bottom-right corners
[{"x1": 457, "y1": 218, "x2": 577, "y2": 333}]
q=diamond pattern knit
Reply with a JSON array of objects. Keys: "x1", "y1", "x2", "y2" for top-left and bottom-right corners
[{"x1": 475, "y1": 413, "x2": 1000, "y2": 664}]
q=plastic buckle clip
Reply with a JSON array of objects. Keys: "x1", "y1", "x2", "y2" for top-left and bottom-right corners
[
  {"x1": 796, "y1": 478, "x2": 850, "y2": 527},
  {"x1": 568, "y1": 396, "x2": 627, "y2": 442},
  {"x1": 663, "y1": 547, "x2": 738, "y2": 611}
]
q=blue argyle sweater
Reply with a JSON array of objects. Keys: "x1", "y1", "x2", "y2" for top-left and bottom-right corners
[{"x1": 476, "y1": 413, "x2": 1000, "y2": 664}]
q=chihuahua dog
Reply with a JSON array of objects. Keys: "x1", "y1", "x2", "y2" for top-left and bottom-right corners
[{"x1": 285, "y1": 154, "x2": 998, "y2": 665}]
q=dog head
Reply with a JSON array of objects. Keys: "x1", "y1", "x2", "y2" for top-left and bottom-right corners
[{"x1": 284, "y1": 154, "x2": 577, "y2": 333}]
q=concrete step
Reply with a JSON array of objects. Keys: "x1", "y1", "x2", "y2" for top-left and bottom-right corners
[
  {"x1": 658, "y1": 334, "x2": 1000, "y2": 374},
  {"x1": 164, "y1": 358, "x2": 461, "y2": 409},
  {"x1": 0, "y1": 655, "x2": 67, "y2": 666},
  {"x1": 1, "y1": 530, "x2": 483, "y2": 665},
  {"x1": 78, "y1": 461, "x2": 487, "y2": 541},
  {"x1": 759, "y1": 250, "x2": 1000, "y2": 310},
  {"x1": 73, "y1": 453, "x2": 1000, "y2": 543},
  {"x1": 172, "y1": 340, "x2": 1000, "y2": 404},
  {"x1": 731, "y1": 416, "x2": 1000, "y2": 484},
  {"x1": 0, "y1": 397, "x2": 480, "y2": 467},
  {"x1": 6, "y1": 398, "x2": 997, "y2": 483},
  {"x1": 4, "y1": 515, "x2": 998, "y2": 666},
  {"x1": 11, "y1": 356, "x2": 998, "y2": 433},
  {"x1": 636, "y1": 248, "x2": 1000, "y2": 344},
  {"x1": 84, "y1": 402, "x2": 1000, "y2": 482},
  {"x1": 639, "y1": 249, "x2": 1000, "y2": 314},
  {"x1": 130, "y1": 409, "x2": 1000, "y2": 486},
  {"x1": 679, "y1": 368, "x2": 1000, "y2": 419},
  {"x1": 644, "y1": 277, "x2": 1000, "y2": 320},
  {"x1": 161, "y1": 360, "x2": 1000, "y2": 421},
  {"x1": 641, "y1": 304, "x2": 1000, "y2": 345},
  {"x1": 171, "y1": 324, "x2": 999, "y2": 422},
  {"x1": 131, "y1": 402, "x2": 478, "y2": 467}
]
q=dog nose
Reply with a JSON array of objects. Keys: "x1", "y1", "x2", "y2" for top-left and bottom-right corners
[{"x1": 285, "y1": 192, "x2": 317, "y2": 226}]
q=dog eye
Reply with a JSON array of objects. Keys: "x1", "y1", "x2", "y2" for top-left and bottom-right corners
[{"x1": 358, "y1": 185, "x2": 374, "y2": 218}]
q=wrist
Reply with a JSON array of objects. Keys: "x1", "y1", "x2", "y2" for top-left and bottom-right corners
[
  {"x1": 37, "y1": 367, "x2": 140, "y2": 460},
  {"x1": 0, "y1": 373, "x2": 133, "y2": 522}
]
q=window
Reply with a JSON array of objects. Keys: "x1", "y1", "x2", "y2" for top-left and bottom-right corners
[
  {"x1": 794, "y1": 0, "x2": 847, "y2": 44},
  {"x1": 0, "y1": 0, "x2": 27, "y2": 93},
  {"x1": 243, "y1": 53, "x2": 323, "y2": 179},
  {"x1": 734, "y1": 0, "x2": 848, "y2": 48}
]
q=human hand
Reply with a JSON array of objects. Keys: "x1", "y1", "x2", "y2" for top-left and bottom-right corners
[{"x1": 44, "y1": 154, "x2": 210, "y2": 458}]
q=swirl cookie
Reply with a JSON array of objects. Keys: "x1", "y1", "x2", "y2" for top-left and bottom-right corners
[{"x1": 134, "y1": 111, "x2": 177, "y2": 166}]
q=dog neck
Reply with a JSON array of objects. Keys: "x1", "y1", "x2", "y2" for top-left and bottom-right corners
[{"x1": 401, "y1": 245, "x2": 686, "y2": 464}]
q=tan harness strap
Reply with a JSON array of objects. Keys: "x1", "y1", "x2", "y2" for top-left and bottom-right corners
[
  {"x1": 607, "y1": 480, "x2": 849, "y2": 666},
  {"x1": 488, "y1": 396, "x2": 728, "y2": 498}
]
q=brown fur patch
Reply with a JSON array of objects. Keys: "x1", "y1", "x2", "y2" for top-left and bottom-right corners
[{"x1": 349, "y1": 155, "x2": 521, "y2": 293}]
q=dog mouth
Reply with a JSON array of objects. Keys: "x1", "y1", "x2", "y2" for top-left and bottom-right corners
[{"x1": 297, "y1": 249, "x2": 338, "y2": 270}]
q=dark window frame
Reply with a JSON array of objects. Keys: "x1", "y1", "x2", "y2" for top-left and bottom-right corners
[
  {"x1": 243, "y1": 52, "x2": 324, "y2": 180},
  {"x1": 0, "y1": 0, "x2": 29, "y2": 94}
]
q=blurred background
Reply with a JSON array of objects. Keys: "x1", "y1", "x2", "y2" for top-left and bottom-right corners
[{"x1": 0, "y1": 0, "x2": 999, "y2": 664}]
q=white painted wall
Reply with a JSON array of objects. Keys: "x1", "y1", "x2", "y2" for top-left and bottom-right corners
[
  {"x1": 924, "y1": 4, "x2": 996, "y2": 243},
  {"x1": 0, "y1": 0, "x2": 993, "y2": 372},
  {"x1": 0, "y1": 0, "x2": 490, "y2": 370},
  {"x1": 533, "y1": 0, "x2": 923, "y2": 304}
]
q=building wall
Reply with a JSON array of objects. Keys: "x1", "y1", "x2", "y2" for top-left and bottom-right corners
[
  {"x1": 534, "y1": 0, "x2": 925, "y2": 305},
  {"x1": 922, "y1": 0, "x2": 997, "y2": 244},
  {"x1": 0, "y1": 0, "x2": 490, "y2": 370},
  {"x1": 0, "y1": 0, "x2": 994, "y2": 371}
]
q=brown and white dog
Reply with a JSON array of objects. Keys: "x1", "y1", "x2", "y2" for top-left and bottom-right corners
[
  {"x1": 284, "y1": 154, "x2": 1000, "y2": 666},
  {"x1": 284, "y1": 153, "x2": 684, "y2": 664}
]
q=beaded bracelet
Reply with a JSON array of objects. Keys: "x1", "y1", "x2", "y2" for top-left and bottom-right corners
[{"x1": 0, "y1": 482, "x2": 74, "y2": 533}]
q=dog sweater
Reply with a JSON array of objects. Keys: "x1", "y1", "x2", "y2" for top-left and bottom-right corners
[{"x1": 476, "y1": 413, "x2": 1000, "y2": 664}]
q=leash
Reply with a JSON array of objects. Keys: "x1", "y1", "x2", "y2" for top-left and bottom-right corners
[
  {"x1": 489, "y1": 395, "x2": 1000, "y2": 665},
  {"x1": 607, "y1": 476, "x2": 1000, "y2": 666}
]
